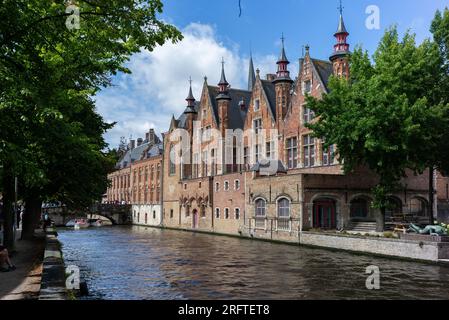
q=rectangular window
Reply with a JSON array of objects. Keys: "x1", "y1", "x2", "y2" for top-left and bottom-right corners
[
  {"x1": 322, "y1": 143, "x2": 335, "y2": 166},
  {"x1": 255, "y1": 144, "x2": 262, "y2": 163},
  {"x1": 243, "y1": 147, "x2": 249, "y2": 169},
  {"x1": 303, "y1": 106, "x2": 315, "y2": 124},
  {"x1": 253, "y1": 118, "x2": 262, "y2": 135},
  {"x1": 254, "y1": 99, "x2": 260, "y2": 111},
  {"x1": 286, "y1": 137, "x2": 298, "y2": 169},
  {"x1": 303, "y1": 135, "x2": 315, "y2": 167},
  {"x1": 266, "y1": 141, "x2": 275, "y2": 159},
  {"x1": 303, "y1": 80, "x2": 312, "y2": 94}
]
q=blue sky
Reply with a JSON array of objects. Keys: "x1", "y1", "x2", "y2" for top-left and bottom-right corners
[{"x1": 97, "y1": 0, "x2": 449, "y2": 148}]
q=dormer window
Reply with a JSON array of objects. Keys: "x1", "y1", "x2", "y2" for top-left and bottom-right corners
[
  {"x1": 303, "y1": 80, "x2": 312, "y2": 94},
  {"x1": 254, "y1": 99, "x2": 260, "y2": 111}
]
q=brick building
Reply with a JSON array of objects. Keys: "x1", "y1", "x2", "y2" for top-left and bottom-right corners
[
  {"x1": 107, "y1": 8, "x2": 448, "y2": 240},
  {"x1": 106, "y1": 129, "x2": 163, "y2": 226}
]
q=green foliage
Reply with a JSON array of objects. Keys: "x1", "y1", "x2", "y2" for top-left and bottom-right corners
[
  {"x1": 306, "y1": 22, "x2": 449, "y2": 211},
  {"x1": 0, "y1": 0, "x2": 182, "y2": 210}
]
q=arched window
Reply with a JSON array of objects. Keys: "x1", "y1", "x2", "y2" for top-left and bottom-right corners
[
  {"x1": 277, "y1": 198, "x2": 291, "y2": 218},
  {"x1": 235, "y1": 208, "x2": 240, "y2": 220},
  {"x1": 225, "y1": 208, "x2": 230, "y2": 219},
  {"x1": 409, "y1": 198, "x2": 428, "y2": 217},
  {"x1": 277, "y1": 198, "x2": 291, "y2": 231},
  {"x1": 255, "y1": 199, "x2": 266, "y2": 217},
  {"x1": 350, "y1": 197, "x2": 369, "y2": 219},
  {"x1": 215, "y1": 182, "x2": 220, "y2": 192},
  {"x1": 215, "y1": 208, "x2": 220, "y2": 219},
  {"x1": 234, "y1": 180, "x2": 240, "y2": 190}
]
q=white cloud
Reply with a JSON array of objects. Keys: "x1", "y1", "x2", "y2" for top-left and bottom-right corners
[{"x1": 96, "y1": 22, "x2": 295, "y2": 148}]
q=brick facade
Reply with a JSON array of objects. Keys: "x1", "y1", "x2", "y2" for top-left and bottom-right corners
[{"x1": 106, "y1": 10, "x2": 447, "y2": 240}]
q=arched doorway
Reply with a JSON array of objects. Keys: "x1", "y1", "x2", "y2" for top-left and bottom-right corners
[
  {"x1": 192, "y1": 209, "x2": 199, "y2": 229},
  {"x1": 350, "y1": 197, "x2": 372, "y2": 221},
  {"x1": 313, "y1": 198, "x2": 337, "y2": 229},
  {"x1": 409, "y1": 197, "x2": 428, "y2": 221}
]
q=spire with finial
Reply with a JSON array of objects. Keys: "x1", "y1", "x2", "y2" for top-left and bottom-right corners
[
  {"x1": 273, "y1": 33, "x2": 292, "y2": 84},
  {"x1": 184, "y1": 77, "x2": 197, "y2": 114},
  {"x1": 248, "y1": 49, "x2": 256, "y2": 91},
  {"x1": 330, "y1": 0, "x2": 350, "y2": 61},
  {"x1": 217, "y1": 58, "x2": 231, "y2": 100}
]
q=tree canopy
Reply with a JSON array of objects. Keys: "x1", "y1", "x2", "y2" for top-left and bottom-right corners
[
  {"x1": 0, "y1": 0, "x2": 182, "y2": 245},
  {"x1": 306, "y1": 10, "x2": 449, "y2": 230}
]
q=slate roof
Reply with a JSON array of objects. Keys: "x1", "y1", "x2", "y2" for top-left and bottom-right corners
[
  {"x1": 260, "y1": 79, "x2": 277, "y2": 120},
  {"x1": 311, "y1": 59, "x2": 334, "y2": 91},
  {"x1": 116, "y1": 138, "x2": 163, "y2": 169},
  {"x1": 207, "y1": 86, "x2": 252, "y2": 130}
]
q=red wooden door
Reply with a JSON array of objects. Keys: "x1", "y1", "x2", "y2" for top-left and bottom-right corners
[{"x1": 313, "y1": 200, "x2": 336, "y2": 229}]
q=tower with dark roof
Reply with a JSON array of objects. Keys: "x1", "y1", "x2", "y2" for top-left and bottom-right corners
[
  {"x1": 330, "y1": 1, "x2": 350, "y2": 78},
  {"x1": 216, "y1": 58, "x2": 231, "y2": 135},
  {"x1": 183, "y1": 77, "x2": 197, "y2": 135},
  {"x1": 273, "y1": 34, "x2": 293, "y2": 125}
]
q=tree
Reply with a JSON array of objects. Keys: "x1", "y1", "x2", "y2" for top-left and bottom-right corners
[
  {"x1": 306, "y1": 25, "x2": 449, "y2": 231},
  {"x1": 0, "y1": 0, "x2": 182, "y2": 246}
]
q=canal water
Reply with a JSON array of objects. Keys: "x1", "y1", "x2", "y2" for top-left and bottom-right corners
[{"x1": 58, "y1": 226, "x2": 449, "y2": 300}]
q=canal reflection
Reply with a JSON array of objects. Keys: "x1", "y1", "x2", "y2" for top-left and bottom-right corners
[{"x1": 58, "y1": 226, "x2": 449, "y2": 300}]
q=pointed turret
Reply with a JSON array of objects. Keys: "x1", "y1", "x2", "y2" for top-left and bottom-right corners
[
  {"x1": 273, "y1": 34, "x2": 293, "y2": 84},
  {"x1": 216, "y1": 58, "x2": 231, "y2": 100},
  {"x1": 248, "y1": 52, "x2": 256, "y2": 91},
  {"x1": 184, "y1": 77, "x2": 197, "y2": 114},
  {"x1": 330, "y1": 0, "x2": 350, "y2": 78}
]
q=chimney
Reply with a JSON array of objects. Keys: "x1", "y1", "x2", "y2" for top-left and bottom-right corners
[
  {"x1": 137, "y1": 138, "x2": 143, "y2": 146},
  {"x1": 266, "y1": 74, "x2": 276, "y2": 81},
  {"x1": 129, "y1": 139, "x2": 136, "y2": 150}
]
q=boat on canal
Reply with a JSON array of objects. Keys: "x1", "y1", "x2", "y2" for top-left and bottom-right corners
[{"x1": 74, "y1": 219, "x2": 90, "y2": 230}]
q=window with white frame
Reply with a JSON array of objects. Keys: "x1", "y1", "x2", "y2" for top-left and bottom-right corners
[
  {"x1": 243, "y1": 147, "x2": 249, "y2": 168},
  {"x1": 286, "y1": 137, "x2": 298, "y2": 169},
  {"x1": 234, "y1": 180, "x2": 240, "y2": 190},
  {"x1": 303, "y1": 135, "x2": 315, "y2": 167},
  {"x1": 322, "y1": 140, "x2": 335, "y2": 166},
  {"x1": 255, "y1": 199, "x2": 266, "y2": 217},
  {"x1": 266, "y1": 141, "x2": 275, "y2": 159},
  {"x1": 224, "y1": 181, "x2": 229, "y2": 191},
  {"x1": 277, "y1": 198, "x2": 291, "y2": 231},
  {"x1": 215, "y1": 182, "x2": 220, "y2": 192},
  {"x1": 303, "y1": 105, "x2": 315, "y2": 124},
  {"x1": 254, "y1": 99, "x2": 260, "y2": 111},
  {"x1": 235, "y1": 208, "x2": 240, "y2": 220},
  {"x1": 253, "y1": 118, "x2": 262, "y2": 135},
  {"x1": 255, "y1": 144, "x2": 262, "y2": 163},
  {"x1": 303, "y1": 80, "x2": 312, "y2": 94},
  {"x1": 277, "y1": 198, "x2": 291, "y2": 218},
  {"x1": 225, "y1": 208, "x2": 230, "y2": 219}
]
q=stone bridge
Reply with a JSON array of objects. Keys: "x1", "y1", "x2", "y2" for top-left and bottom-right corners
[{"x1": 46, "y1": 204, "x2": 132, "y2": 226}]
